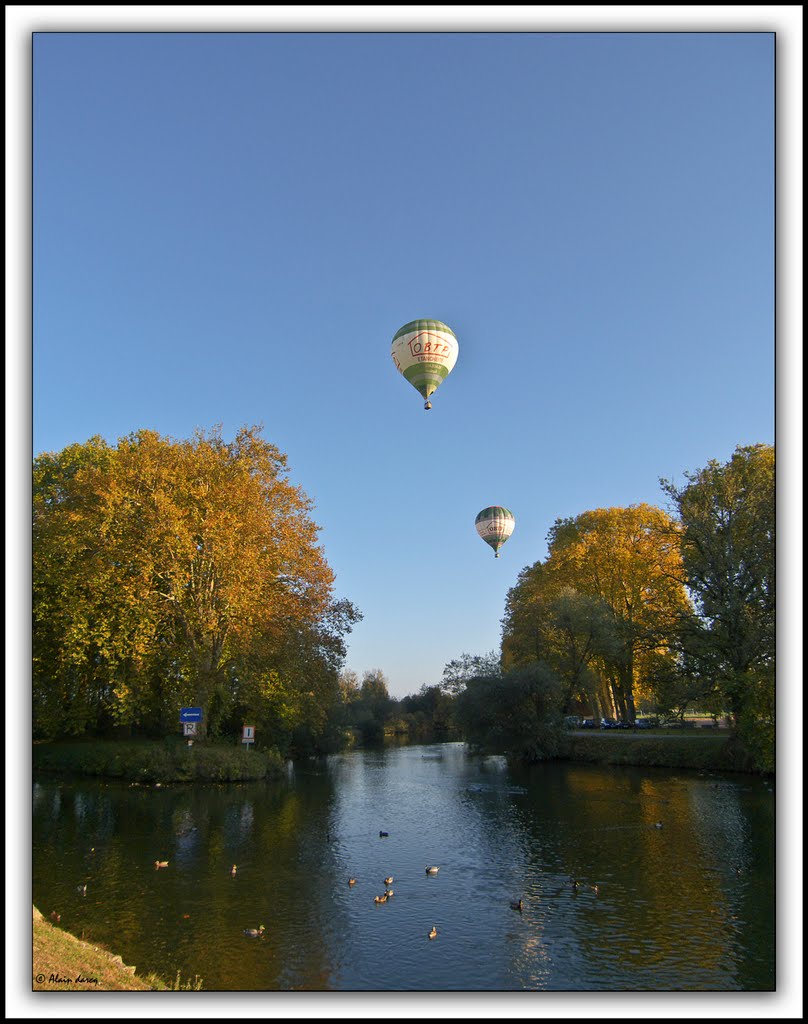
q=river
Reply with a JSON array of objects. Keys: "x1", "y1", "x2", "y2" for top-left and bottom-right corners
[{"x1": 32, "y1": 741, "x2": 775, "y2": 992}]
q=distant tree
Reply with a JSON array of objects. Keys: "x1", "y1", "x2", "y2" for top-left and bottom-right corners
[
  {"x1": 338, "y1": 669, "x2": 361, "y2": 705},
  {"x1": 440, "y1": 650, "x2": 501, "y2": 694},
  {"x1": 342, "y1": 669, "x2": 393, "y2": 744},
  {"x1": 360, "y1": 669, "x2": 392, "y2": 711},
  {"x1": 399, "y1": 683, "x2": 457, "y2": 739}
]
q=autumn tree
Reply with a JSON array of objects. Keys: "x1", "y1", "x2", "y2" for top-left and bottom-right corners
[
  {"x1": 502, "y1": 505, "x2": 691, "y2": 721},
  {"x1": 33, "y1": 425, "x2": 360, "y2": 743}
]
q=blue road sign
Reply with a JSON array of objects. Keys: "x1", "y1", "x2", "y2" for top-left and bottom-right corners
[{"x1": 180, "y1": 707, "x2": 203, "y2": 723}]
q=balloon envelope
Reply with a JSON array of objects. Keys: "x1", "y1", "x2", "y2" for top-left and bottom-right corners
[
  {"x1": 391, "y1": 319, "x2": 458, "y2": 409},
  {"x1": 475, "y1": 506, "x2": 515, "y2": 557}
]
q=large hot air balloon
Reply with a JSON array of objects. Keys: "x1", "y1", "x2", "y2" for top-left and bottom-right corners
[
  {"x1": 475, "y1": 506, "x2": 515, "y2": 558},
  {"x1": 391, "y1": 319, "x2": 458, "y2": 410}
]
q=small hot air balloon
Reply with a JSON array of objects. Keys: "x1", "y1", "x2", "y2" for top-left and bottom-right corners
[
  {"x1": 391, "y1": 319, "x2": 458, "y2": 410},
  {"x1": 475, "y1": 506, "x2": 515, "y2": 558}
]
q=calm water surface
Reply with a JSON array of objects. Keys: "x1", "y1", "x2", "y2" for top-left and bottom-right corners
[{"x1": 32, "y1": 742, "x2": 775, "y2": 991}]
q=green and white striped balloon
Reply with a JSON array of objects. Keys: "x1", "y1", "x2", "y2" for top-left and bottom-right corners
[
  {"x1": 391, "y1": 319, "x2": 459, "y2": 410},
  {"x1": 475, "y1": 506, "x2": 515, "y2": 558}
]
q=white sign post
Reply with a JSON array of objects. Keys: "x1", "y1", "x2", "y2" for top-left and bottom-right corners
[{"x1": 242, "y1": 725, "x2": 255, "y2": 750}]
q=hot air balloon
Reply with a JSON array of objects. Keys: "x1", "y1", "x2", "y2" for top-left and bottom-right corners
[
  {"x1": 391, "y1": 319, "x2": 458, "y2": 410},
  {"x1": 475, "y1": 506, "x2": 515, "y2": 558}
]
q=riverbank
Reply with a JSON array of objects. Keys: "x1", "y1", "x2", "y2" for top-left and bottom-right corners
[
  {"x1": 32, "y1": 906, "x2": 201, "y2": 991},
  {"x1": 32, "y1": 728, "x2": 768, "y2": 782},
  {"x1": 560, "y1": 730, "x2": 762, "y2": 773},
  {"x1": 32, "y1": 738, "x2": 286, "y2": 783}
]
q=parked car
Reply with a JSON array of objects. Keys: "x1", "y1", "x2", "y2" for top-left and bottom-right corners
[
  {"x1": 634, "y1": 717, "x2": 653, "y2": 729},
  {"x1": 563, "y1": 715, "x2": 583, "y2": 729},
  {"x1": 580, "y1": 718, "x2": 597, "y2": 729},
  {"x1": 599, "y1": 718, "x2": 618, "y2": 729}
]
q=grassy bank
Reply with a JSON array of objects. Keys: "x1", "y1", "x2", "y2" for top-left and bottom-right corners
[
  {"x1": 559, "y1": 731, "x2": 759, "y2": 773},
  {"x1": 33, "y1": 738, "x2": 286, "y2": 783},
  {"x1": 32, "y1": 906, "x2": 202, "y2": 991}
]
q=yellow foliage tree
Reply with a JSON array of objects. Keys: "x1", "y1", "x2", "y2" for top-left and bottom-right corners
[
  {"x1": 33, "y1": 425, "x2": 358, "y2": 740},
  {"x1": 502, "y1": 504, "x2": 691, "y2": 720}
]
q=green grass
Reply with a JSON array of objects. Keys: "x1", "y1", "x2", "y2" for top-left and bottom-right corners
[{"x1": 32, "y1": 737, "x2": 285, "y2": 783}]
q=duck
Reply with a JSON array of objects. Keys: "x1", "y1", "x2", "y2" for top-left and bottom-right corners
[
  {"x1": 425, "y1": 866, "x2": 440, "y2": 874},
  {"x1": 230, "y1": 864, "x2": 238, "y2": 877},
  {"x1": 428, "y1": 926, "x2": 438, "y2": 940},
  {"x1": 383, "y1": 876, "x2": 393, "y2": 885},
  {"x1": 76, "y1": 884, "x2": 87, "y2": 895},
  {"x1": 571, "y1": 879, "x2": 581, "y2": 890},
  {"x1": 243, "y1": 925, "x2": 266, "y2": 938},
  {"x1": 154, "y1": 860, "x2": 169, "y2": 869},
  {"x1": 374, "y1": 893, "x2": 388, "y2": 904},
  {"x1": 348, "y1": 878, "x2": 357, "y2": 886},
  {"x1": 379, "y1": 831, "x2": 389, "y2": 838},
  {"x1": 50, "y1": 911, "x2": 61, "y2": 923},
  {"x1": 592, "y1": 884, "x2": 600, "y2": 896},
  {"x1": 385, "y1": 888, "x2": 395, "y2": 897},
  {"x1": 654, "y1": 821, "x2": 664, "y2": 829},
  {"x1": 510, "y1": 899, "x2": 523, "y2": 912}
]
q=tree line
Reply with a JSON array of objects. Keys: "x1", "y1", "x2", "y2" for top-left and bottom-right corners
[
  {"x1": 33, "y1": 431, "x2": 773, "y2": 770},
  {"x1": 341, "y1": 445, "x2": 775, "y2": 771}
]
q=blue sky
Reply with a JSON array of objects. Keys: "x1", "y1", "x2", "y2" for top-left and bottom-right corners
[{"x1": 31, "y1": 29, "x2": 777, "y2": 699}]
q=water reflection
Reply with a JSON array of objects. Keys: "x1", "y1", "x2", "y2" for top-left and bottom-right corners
[{"x1": 32, "y1": 744, "x2": 774, "y2": 991}]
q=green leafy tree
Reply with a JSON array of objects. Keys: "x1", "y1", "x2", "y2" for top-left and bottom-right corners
[
  {"x1": 660, "y1": 444, "x2": 775, "y2": 716},
  {"x1": 440, "y1": 650, "x2": 501, "y2": 694},
  {"x1": 661, "y1": 444, "x2": 774, "y2": 768},
  {"x1": 455, "y1": 664, "x2": 564, "y2": 762},
  {"x1": 542, "y1": 588, "x2": 625, "y2": 715}
]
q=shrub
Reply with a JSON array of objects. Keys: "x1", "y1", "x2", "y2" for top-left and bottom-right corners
[{"x1": 32, "y1": 739, "x2": 285, "y2": 782}]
